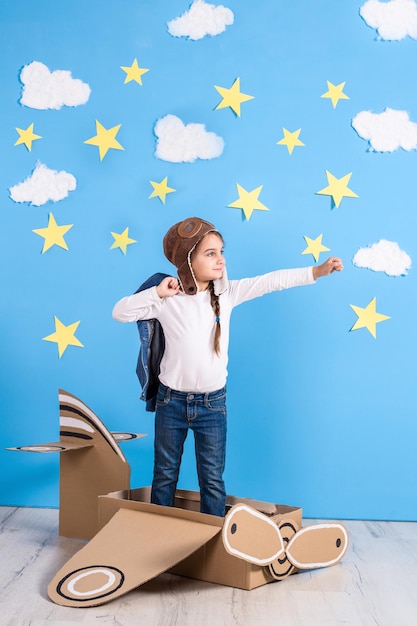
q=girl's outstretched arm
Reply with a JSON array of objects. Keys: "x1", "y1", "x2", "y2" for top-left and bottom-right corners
[{"x1": 312, "y1": 257, "x2": 343, "y2": 279}]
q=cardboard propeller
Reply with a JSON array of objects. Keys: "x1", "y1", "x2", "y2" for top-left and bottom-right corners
[{"x1": 222, "y1": 504, "x2": 349, "y2": 581}]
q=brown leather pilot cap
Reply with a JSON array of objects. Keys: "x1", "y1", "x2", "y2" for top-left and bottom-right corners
[{"x1": 163, "y1": 217, "x2": 217, "y2": 294}]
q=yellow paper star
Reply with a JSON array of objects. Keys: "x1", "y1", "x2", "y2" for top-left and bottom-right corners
[
  {"x1": 316, "y1": 170, "x2": 358, "y2": 208},
  {"x1": 321, "y1": 81, "x2": 349, "y2": 109},
  {"x1": 110, "y1": 227, "x2": 137, "y2": 254},
  {"x1": 214, "y1": 78, "x2": 254, "y2": 117},
  {"x1": 14, "y1": 123, "x2": 42, "y2": 151},
  {"x1": 84, "y1": 120, "x2": 124, "y2": 161},
  {"x1": 43, "y1": 316, "x2": 84, "y2": 358},
  {"x1": 350, "y1": 297, "x2": 390, "y2": 339},
  {"x1": 277, "y1": 128, "x2": 305, "y2": 155},
  {"x1": 301, "y1": 234, "x2": 330, "y2": 263},
  {"x1": 149, "y1": 177, "x2": 176, "y2": 204},
  {"x1": 32, "y1": 213, "x2": 73, "y2": 253},
  {"x1": 120, "y1": 58, "x2": 149, "y2": 85},
  {"x1": 228, "y1": 183, "x2": 269, "y2": 220}
]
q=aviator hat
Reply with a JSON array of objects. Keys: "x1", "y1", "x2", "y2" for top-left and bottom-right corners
[{"x1": 163, "y1": 217, "x2": 227, "y2": 295}]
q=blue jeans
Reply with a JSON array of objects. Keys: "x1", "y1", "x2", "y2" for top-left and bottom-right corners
[{"x1": 151, "y1": 383, "x2": 227, "y2": 517}]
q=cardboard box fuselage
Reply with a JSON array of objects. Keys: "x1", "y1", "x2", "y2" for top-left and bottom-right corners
[{"x1": 98, "y1": 487, "x2": 302, "y2": 590}]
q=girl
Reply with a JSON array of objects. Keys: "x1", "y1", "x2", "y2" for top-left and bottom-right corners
[{"x1": 112, "y1": 216, "x2": 343, "y2": 516}]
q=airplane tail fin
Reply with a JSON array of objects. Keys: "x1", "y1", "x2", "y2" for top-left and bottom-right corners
[{"x1": 7, "y1": 389, "x2": 146, "y2": 541}]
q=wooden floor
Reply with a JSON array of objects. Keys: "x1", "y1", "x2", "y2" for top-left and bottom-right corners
[{"x1": 1, "y1": 506, "x2": 416, "y2": 626}]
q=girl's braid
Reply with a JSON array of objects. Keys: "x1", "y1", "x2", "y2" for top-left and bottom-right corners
[{"x1": 209, "y1": 280, "x2": 221, "y2": 356}]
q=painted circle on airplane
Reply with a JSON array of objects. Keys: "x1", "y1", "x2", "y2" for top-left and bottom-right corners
[{"x1": 56, "y1": 565, "x2": 125, "y2": 601}]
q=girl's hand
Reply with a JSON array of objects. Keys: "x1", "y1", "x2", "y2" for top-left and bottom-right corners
[
  {"x1": 156, "y1": 276, "x2": 180, "y2": 298},
  {"x1": 313, "y1": 257, "x2": 344, "y2": 279}
]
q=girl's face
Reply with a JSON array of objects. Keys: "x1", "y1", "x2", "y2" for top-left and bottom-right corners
[{"x1": 191, "y1": 232, "x2": 225, "y2": 291}]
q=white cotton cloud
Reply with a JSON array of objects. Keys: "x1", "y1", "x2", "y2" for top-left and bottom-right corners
[
  {"x1": 360, "y1": 0, "x2": 417, "y2": 41},
  {"x1": 353, "y1": 240, "x2": 412, "y2": 276},
  {"x1": 167, "y1": 0, "x2": 234, "y2": 40},
  {"x1": 19, "y1": 61, "x2": 91, "y2": 110},
  {"x1": 154, "y1": 114, "x2": 224, "y2": 163},
  {"x1": 352, "y1": 108, "x2": 417, "y2": 152},
  {"x1": 9, "y1": 162, "x2": 77, "y2": 206}
]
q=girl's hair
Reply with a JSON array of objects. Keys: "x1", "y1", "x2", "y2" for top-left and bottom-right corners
[
  {"x1": 208, "y1": 280, "x2": 221, "y2": 356},
  {"x1": 192, "y1": 231, "x2": 223, "y2": 356}
]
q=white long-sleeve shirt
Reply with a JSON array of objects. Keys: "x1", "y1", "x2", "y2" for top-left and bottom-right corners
[{"x1": 112, "y1": 267, "x2": 315, "y2": 393}]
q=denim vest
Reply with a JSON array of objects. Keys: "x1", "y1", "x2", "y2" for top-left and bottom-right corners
[{"x1": 135, "y1": 273, "x2": 170, "y2": 412}]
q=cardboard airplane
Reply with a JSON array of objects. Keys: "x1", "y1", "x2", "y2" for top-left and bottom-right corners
[{"x1": 7, "y1": 390, "x2": 349, "y2": 608}]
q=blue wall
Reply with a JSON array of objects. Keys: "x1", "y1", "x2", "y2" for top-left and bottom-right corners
[{"x1": 1, "y1": 0, "x2": 416, "y2": 521}]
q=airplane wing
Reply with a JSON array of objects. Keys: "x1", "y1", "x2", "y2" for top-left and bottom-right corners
[
  {"x1": 111, "y1": 432, "x2": 147, "y2": 442},
  {"x1": 5, "y1": 432, "x2": 146, "y2": 452},
  {"x1": 6, "y1": 441, "x2": 93, "y2": 452},
  {"x1": 48, "y1": 506, "x2": 222, "y2": 607}
]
